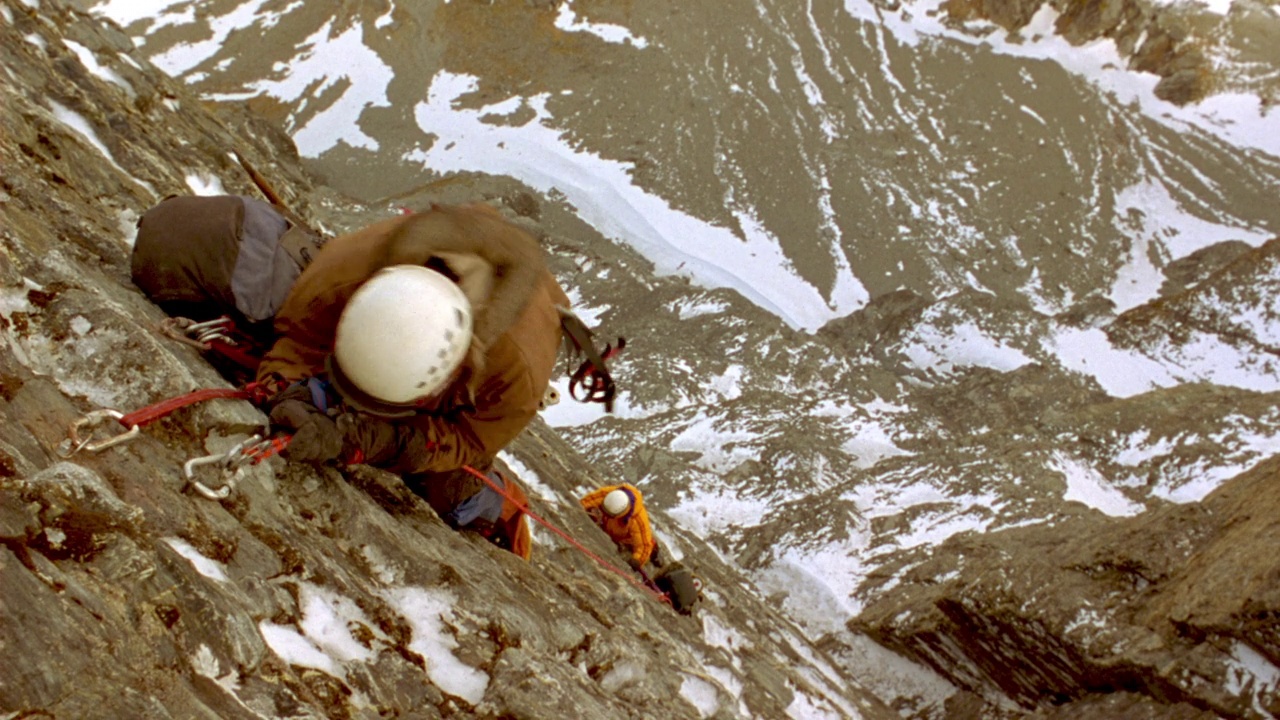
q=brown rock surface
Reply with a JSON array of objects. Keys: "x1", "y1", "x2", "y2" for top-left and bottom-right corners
[{"x1": 855, "y1": 454, "x2": 1280, "y2": 717}]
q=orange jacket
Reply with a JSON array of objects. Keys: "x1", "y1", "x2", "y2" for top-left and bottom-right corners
[
  {"x1": 256, "y1": 205, "x2": 568, "y2": 475},
  {"x1": 580, "y1": 484, "x2": 656, "y2": 567}
]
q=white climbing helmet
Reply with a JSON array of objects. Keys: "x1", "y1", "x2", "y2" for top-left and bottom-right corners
[
  {"x1": 603, "y1": 488, "x2": 631, "y2": 517},
  {"x1": 331, "y1": 265, "x2": 472, "y2": 410}
]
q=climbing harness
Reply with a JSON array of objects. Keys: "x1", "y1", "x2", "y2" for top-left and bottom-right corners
[
  {"x1": 183, "y1": 434, "x2": 291, "y2": 500},
  {"x1": 461, "y1": 465, "x2": 670, "y2": 607}
]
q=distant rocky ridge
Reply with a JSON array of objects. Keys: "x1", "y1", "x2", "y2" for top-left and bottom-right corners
[
  {"x1": 939, "y1": 0, "x2": 1205, "y2": 102},
  {"x1": 856, "y1": 450, "x2": 1280, "y2": 718},
  {"x1": 846, "y1": 239, "x2": 1280, "y2": 717},
  {"x1": 936, "y1": 0, "x2": 1279, "y2": 106}
]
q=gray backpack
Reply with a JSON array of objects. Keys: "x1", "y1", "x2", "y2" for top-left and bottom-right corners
[
  {"x1": 653, "y1": 562, "x2": 703, "y2": 615},
  {"x1": 131, "y1": 194, "x2": 322, "y2": 328}
]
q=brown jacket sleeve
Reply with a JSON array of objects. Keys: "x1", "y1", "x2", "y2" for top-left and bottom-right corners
[{"x1": 256, "y1": 310, "x2": 338, "y2": 384}]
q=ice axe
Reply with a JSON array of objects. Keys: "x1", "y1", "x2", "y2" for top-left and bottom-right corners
[{"x1": 232, "y1": 150, "x2": 313, "y2": 233}]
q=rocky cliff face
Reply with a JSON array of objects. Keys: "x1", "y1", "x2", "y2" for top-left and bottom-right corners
[
  {"x1": 843, "y1": 242, "x2": 1280, "y2": 717},
  {"x1": 0, "y1": 3, "x2": 897, "y2": 718},
  {"x1": 855, "y1": 449, "x2": 1280, "y2": 719},
  {"x1": 5, "y1": 1, "x2": 1280, "y2": 719}
]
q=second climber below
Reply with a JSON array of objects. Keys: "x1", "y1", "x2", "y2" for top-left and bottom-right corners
[{"x1": 581, "y1": 483, "x2": 661, "y2": 571}]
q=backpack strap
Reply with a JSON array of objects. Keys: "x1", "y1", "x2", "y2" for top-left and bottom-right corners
[
  {"x1": 278, "y1": 223, "x2": 325, "y2": 268},
  {"x1": 558, "y1": 307, "x2": 625, "y2": 413}
]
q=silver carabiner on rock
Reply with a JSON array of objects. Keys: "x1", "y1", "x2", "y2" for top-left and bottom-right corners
[
  {"x1": 182, "y1": 434, "x2": 260, "y2": 500},
  {"x1": 57, "y1": 409, "x2": 142, "y2": 457},
  {"x1": 159, "y1": 316, "x2": 237, "y2": 349}
]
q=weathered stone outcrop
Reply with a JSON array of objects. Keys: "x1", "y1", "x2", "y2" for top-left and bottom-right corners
[
  {"x1": 1110, "y1": 235, "x2": 1280, "y2": 359},
  {"x1": 940, "y1": 0, "x2": 1221, "y2": 103},
  {"x1": 0, "y1": 3, "x2": 895, "y2": 718},
  {"x1": 854, "y1": 452, "x2": 1280, "y2": 718}
]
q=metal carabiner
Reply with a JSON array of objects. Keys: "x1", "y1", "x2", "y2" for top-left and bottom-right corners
[
  {"x1": 189, "y1": 317, "x2": 236, "y2": 346},
  {"x1": 183, "y1": 317, "x2": 233, "y2": 334},
  {"x1": 237, "y1": 435, "x2": 291, "y2": 467},
  {"x1": 159, "y1": 316, "x2": 237, "y2": 349},
  {"x1": 195, "y1": 326, "x2": 235, "y2": 346},
  {"x1": 58, "y1": 409, "x2": 142, "y2": 457},
  {"x1": 182, "y1": 434, "x2": 260, "y2": 500},
  {"x1": 159, "y1": 317, "x2": 211, "y2": 349}
]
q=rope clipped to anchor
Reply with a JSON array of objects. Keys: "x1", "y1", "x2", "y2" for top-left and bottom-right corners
[
  {"x1": 57, "y1": 381, "x2": 284, "y2": 500},
  {"x1": 183, "y1": 433, "x2": 291, "y2": 500}
]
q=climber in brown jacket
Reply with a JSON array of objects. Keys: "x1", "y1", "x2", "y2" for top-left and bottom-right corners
[{"x1": 256, "y1": 203, "x2": 568, "y2": 559}]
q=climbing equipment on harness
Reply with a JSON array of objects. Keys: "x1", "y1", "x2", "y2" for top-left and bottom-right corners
[
  {"x1": 157, "y1": 315, "x2": 271, "y2": 386},
  {"x1": 159, "y1": 316, "x2": 237, "y2": 349},
  {"x1": 558, "y1": 307, "x2": 625, "y2": 412}
]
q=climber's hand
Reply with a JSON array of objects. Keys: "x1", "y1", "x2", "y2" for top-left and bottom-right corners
[{"x1": 271, "y1": 400, "x2": 342, "y2": 463}]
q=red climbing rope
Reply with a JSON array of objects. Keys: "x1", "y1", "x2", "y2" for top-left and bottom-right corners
[
  {"x1": 461, "y1": 465, "x2": 669, "y2": 605},
  {"x1": 117, "y1": 381, "x2": 275, "y2": 428},
  {"x1": 63, "y1": 382, "x2": 278, "y2": 457},
  {"x1": 119, "y1": 387, "x2": 249, "y2": 428}
]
